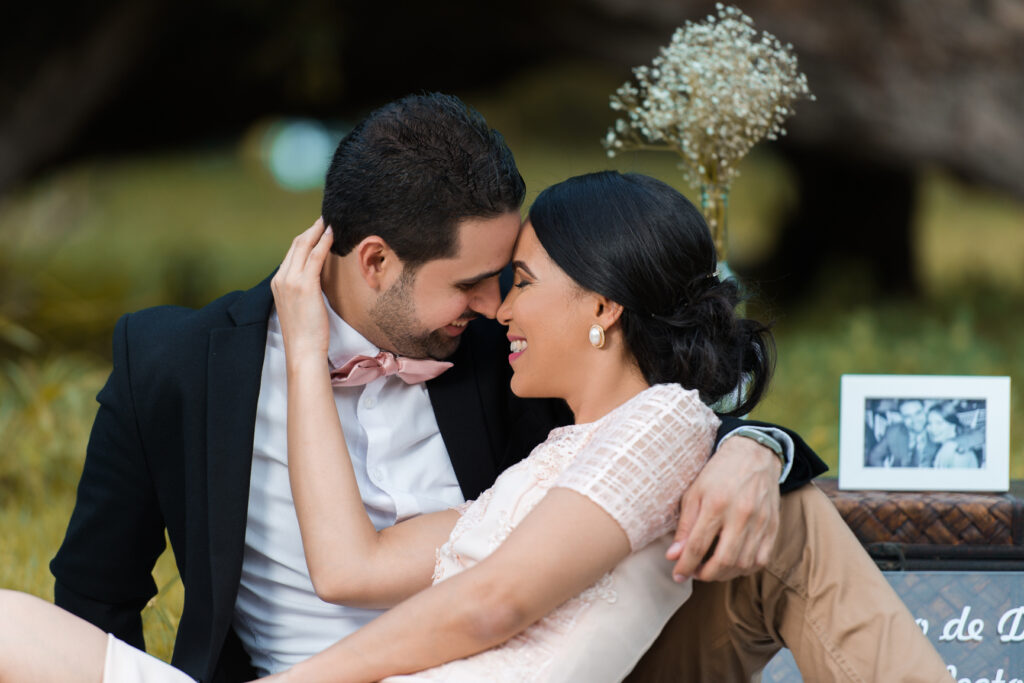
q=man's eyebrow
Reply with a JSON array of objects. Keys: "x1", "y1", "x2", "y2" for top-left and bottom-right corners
[
  {"x1": 454, "y1": 267, "x2": 506, "y2": 286},
  {"x1": 512, "y1": 261, "x2": 537, "y2": 278}
]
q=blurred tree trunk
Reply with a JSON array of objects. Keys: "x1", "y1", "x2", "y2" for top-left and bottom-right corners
[
  {"x1": 0, "y1": 1, "x2": 167, "y2": 195},
  {"x1": 741, "y1": 148, "x2": 918, "y2": 301}
]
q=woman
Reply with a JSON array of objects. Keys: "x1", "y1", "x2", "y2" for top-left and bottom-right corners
[
  {"x1": 0, "y1": 171, "x2": 772, "y2": 682},
  {"x1": 928, "y1": 401, "x2": 983, "y2": 469}
]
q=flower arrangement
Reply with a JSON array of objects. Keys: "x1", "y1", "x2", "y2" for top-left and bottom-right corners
[{"x1": 604, "y1": 3, "x2": 814, "y2": 261}]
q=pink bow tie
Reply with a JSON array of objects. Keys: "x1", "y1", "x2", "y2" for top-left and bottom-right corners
[{"x1": 329, "y1": 352, "x2": 453, "y2": 387}]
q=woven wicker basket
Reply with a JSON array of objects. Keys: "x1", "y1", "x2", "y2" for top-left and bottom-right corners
[{"x1": 817, "y1": 479, "x2": 1024, "y2": 570}]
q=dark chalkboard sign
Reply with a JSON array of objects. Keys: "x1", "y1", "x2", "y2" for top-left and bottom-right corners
[{"x1": 763, "y1": 572, "x2": 1024, "y2": 683}]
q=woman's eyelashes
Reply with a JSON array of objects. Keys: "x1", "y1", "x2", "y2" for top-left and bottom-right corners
[
  {"x1": 513, "y1": 274, "x2": 535, "y2": 288},
  {"x1": 513, "y1": 268, "x2": 535, "y2": 289}
]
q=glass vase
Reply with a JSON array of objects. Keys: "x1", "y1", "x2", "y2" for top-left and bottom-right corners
[{"x1": 700, "y1": 183, "x2": 729, "y2": 263}]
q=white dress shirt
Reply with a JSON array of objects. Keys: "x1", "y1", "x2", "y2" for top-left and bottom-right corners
[{"x1": 233, "y1": 298, "x2": 465, "y2": 676}]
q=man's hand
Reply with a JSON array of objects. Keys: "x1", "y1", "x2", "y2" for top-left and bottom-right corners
[{"x1": 665, "y1": 436, "x2": 782, "y2": 582}]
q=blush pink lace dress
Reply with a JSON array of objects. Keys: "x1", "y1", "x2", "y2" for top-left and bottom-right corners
[
  {"x1": 385, "y1": 383, "x2": 719, "y2": 683},
  {"x1": 100, "y1": 384, "x2": 717, "y2": 683}
]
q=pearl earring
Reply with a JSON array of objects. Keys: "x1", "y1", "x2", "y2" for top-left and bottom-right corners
[{"x1": 588, "y1": 324, "x2": 606, "y2": 349}]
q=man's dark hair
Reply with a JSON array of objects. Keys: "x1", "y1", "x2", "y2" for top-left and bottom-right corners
[{"x1": 322, "y1": 93, "x2": 525, "y2": 269}]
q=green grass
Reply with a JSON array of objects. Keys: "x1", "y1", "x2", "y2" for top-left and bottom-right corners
[
  {"x1": 2, "y1": 74, "x2": 1023, "y2": 660},
  {"x1": 754, "y1": 292, "x2": 1024, "y2": 468},
  {"x1": 0, "y1": 355, "x2": 184, "y2": 661}
]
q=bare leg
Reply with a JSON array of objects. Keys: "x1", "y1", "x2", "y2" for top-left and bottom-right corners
[{"x1": 0, "y1": 589, "x2": 107, "y2": 683}]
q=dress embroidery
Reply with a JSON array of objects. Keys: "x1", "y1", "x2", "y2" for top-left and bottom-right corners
[
  {"x1": 404, "y1": 384, "x2": 719, "y2": 683},
  {"x1": 527, "y1": 433, "x2": 574, "y2": 484},
  {"x1": 486, "y1": 510, "x2": 515, "y2": 552}
]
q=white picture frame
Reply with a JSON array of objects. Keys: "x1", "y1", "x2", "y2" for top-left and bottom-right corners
[{"x1": 839, "y1": 374, "x2": 1011, "y2": 491}]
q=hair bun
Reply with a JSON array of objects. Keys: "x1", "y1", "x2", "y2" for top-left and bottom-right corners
[{"x1": 650, "y1": 271, "x2": 727, "y2": 326}]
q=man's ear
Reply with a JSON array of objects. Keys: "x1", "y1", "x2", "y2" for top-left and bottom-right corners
[{"x1": 353, "y1": 236, "x2": 401, "y2": 291}]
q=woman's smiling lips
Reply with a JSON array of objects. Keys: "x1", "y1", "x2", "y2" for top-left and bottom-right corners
[{"x1": 507, "y1": 335, "x2": 527, "y2": 363}]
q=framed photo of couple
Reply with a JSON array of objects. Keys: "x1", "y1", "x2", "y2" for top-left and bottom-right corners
[{"x1": 838, "y1": 374, "x2": 1011, "y2": 491}]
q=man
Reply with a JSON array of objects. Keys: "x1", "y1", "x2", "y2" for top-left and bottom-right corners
[
  {"x1": 867, "y1": 400, "x2": 929, "y2": 468},
  {"x1": 51, "y1": 93, "x2": 944, "y2": 682}
]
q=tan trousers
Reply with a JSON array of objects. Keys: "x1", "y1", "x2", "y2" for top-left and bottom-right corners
[{"x1": 625, "y1": 483, "x2": 951, "y2": 682}]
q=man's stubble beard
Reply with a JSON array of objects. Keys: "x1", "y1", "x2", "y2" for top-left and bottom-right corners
[{"x1": 370, "y1": 270, "x2": 461, "y2": 360}]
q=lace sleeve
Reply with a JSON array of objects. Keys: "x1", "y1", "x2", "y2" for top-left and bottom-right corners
[{"x1": 553, "y1": 384, "x2": 720, "y2": 551}]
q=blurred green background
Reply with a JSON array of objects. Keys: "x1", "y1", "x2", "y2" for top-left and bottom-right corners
[{"x1": 3, "y1": 4, "x2": 1023, "y2": 665}]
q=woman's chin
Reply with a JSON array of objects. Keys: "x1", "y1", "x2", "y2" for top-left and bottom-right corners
[
  {"x1": 509, "y1": 374, "x2": 541, "y2": 399},
  {"x1": 509, "y1": 375, "x2": 526, "y2": 397}
]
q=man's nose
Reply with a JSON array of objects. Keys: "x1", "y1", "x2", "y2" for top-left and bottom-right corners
[{"x1": 471, "y1": 277, "x2": 503, "y2": 319}]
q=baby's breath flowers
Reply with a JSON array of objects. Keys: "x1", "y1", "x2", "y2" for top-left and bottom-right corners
[{"x1": 604, "y1": 4, "x2": 814, "y2": 260}]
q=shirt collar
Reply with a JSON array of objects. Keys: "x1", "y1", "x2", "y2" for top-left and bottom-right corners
[{"x1": 324, "y1": 292, "x2": 381, "y2": 369}]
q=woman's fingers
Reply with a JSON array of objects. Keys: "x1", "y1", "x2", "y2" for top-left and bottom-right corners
[
  {"x1": 271, "y1": 220, "x2": 332, "y2": 359},
  {"x1": 294, "y1": 218, "x2": 329, "y2": 275},
  {"x1": 277, "y1": 219, "x2": 328, "y2": 285},
  {"x1": 293, "y1": 218, "x2": 327, "y2": 271},
  {"x1": 308, "y1": 223, "x2": 334, "y2": 273},
  {"x1": 279, "y1": 225, "x2": 312, "y2": 279}
]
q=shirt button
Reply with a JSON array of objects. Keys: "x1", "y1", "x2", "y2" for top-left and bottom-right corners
[
  {"x1": 364, "y1": 397, "x2": 377, "y2": 409},
  {"x1": 370, "y1": 466, "x2": 384, "y2": 480}
]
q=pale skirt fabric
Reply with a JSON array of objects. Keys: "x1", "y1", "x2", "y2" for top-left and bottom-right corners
[{"x1": 103, "y1": 634, "x2": 195, "y2": 683}]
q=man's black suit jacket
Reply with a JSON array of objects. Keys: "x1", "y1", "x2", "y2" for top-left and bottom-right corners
[{"x1": 51, "y1": 275, "x2": 826, "y2": 682}]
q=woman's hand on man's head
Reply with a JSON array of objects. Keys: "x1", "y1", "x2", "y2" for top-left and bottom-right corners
[{"x1": 271, "y1": 218, "x2": 334, "y2": 363}]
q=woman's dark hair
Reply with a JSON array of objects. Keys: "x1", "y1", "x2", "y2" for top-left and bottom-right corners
[
  {"x1": 322, "y1": 93, "x2": 525, "y2": 270},
  {"x1": 528, "y1": 171, "x2": 773, "y2": 416},
  {"x1": 927, "y1": 401, "x2": 962, "y2": 432}
]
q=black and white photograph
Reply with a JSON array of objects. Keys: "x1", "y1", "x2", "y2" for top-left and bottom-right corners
[
  {"x1": 863, "y1": 397, "x2": 986, "y2": 469},
  {"x1": 840, "y1": 375, "x2": 1011, "y2": 492}
]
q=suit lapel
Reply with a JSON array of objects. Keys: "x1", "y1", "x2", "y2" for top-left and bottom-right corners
[
  {"x1": 427, "y1": 337, "x2": 498, "y2": 501},
  {"x1": 205, "y1": 277, "x2": 274, "y2": 639}
]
